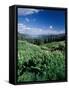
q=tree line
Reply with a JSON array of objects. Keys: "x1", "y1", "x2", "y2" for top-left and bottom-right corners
[{"x1": 18, "y1": 33, "x2": 65, "y2": 45}]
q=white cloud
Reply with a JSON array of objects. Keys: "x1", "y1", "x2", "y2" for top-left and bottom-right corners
[
  {"x1": 18, "y1": 23, "x2": 31, "y2": 33},
  {"x1": 25, "y1": 18, "x2": 30, "y2": 22},
  {"x1": 18, "y1": 23, "x2": 65, "y2": 36},
  {"x1": 18, "y1": 8, "x2": 40, "y2": 16},
  {"x1": 49, "y1": 25, "x2": 53, "y2": 29}
]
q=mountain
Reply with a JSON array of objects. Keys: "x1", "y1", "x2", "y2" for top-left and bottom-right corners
[
  {"x1": 18, "y1": 32, "x2": 65, "y2": 44},
  {"x1": 18, "y1": 32, "x2": 65, "y2": 39}
]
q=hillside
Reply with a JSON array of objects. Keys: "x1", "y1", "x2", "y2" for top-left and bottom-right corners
[{"x1": 17, "y1": 40, "x2": 65, "y2": 82}]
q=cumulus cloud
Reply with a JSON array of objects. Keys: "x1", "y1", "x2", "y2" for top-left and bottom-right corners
[
  {"x1": 18, "y1": 23, "x2": 65, "y2": 36},
  {"x1": 18, "y1": 8, "x2": 40, "y2": 16}
]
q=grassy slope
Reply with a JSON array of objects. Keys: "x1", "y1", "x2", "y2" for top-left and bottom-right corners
[{"x1": 17, "y1": 40, "x2": 65, "y2": 82}]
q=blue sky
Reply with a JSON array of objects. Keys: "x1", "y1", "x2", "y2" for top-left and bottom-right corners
[{"x1": 18, "y1": 8, "x2": 65, "y2": 36}]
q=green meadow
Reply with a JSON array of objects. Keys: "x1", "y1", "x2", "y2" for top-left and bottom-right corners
[{"x1": 17, "y1": 40, "x2": 65, "y2": 82}]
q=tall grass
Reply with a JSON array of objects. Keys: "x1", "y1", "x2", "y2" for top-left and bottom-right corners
[{"x1": 17, "y1": 40, "x2": 65, "y2": 82}]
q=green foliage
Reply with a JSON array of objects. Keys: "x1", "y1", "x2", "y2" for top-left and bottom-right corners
[{"x1": 17, "y1": 40, "x2": 65, "y2": 82}]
